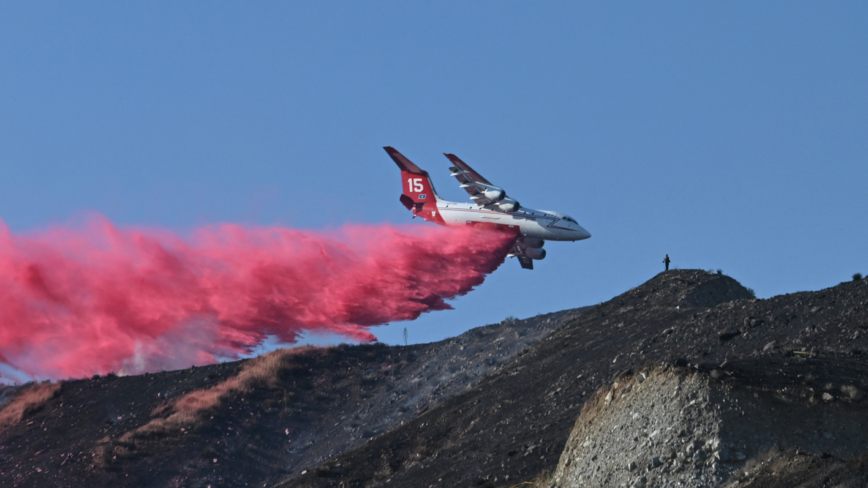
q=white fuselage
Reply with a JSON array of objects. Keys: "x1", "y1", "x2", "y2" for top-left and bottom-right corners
[{"x1": 436, "y1": 200, "x2": 591, "y2": 242}]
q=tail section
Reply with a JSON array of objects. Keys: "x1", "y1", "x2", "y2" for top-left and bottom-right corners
[
  {"x1": 384, "y1": 146, "x2": 442, "y2": 203},
  {"x1": 384, "y1": 147, "x2": 445, "y2": 224}
]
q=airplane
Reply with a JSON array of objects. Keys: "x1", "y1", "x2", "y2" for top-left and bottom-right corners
[{"x1": 384, "y1": 147, "x2": 591, "y2": 270}]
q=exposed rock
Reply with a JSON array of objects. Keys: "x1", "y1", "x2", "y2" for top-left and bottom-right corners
[
  {"x1": 841, "y1": 385, "x2": 863, "y2": 400},
  {"x1": 546, "y1": 364, "x2": 868, "y2": 488}
]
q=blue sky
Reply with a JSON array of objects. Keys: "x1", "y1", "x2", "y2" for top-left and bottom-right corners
[{"x1": 2, "y1": 2, "x2": 866, "y2": 347}]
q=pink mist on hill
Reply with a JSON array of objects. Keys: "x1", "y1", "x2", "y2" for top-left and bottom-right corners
[{"x1": 0, "y1": 217, "x2": 515, "y2": 380}]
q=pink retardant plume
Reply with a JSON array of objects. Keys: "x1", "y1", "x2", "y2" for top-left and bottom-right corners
[{"x1": 0, "y1": 217, "x2": 516, "y2": 380}]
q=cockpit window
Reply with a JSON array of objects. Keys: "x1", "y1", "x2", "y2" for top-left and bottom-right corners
[{"x1": 562, "y1": 216, "x2": 577, "y2": 224}]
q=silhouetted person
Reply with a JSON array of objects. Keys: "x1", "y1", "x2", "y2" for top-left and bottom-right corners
[{"x1": 663, "y1": 254, "x2": 671, "y2": 271}]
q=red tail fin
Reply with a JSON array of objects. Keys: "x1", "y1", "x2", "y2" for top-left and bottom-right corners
[{"x1": 383, "y1": 147, "x2": 445, "y2": 224}]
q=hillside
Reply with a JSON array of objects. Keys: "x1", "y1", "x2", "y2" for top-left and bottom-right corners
[
  {"x1": 547, "y1": 358, "x2": 868, "y2": 488},
  {"x1": 278, "y1": 270, "x2": 868, "y2": 487},
  {"x1": 0, "y1": 305, "x2": 584, "y2": 487},
  {"x1": 1, "y1": 270, "x2": 867, "y2": 487}
]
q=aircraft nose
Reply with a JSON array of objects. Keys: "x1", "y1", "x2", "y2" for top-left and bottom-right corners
[{"x1": 575, "y1": 225, "x2": 591, "y2": 240}]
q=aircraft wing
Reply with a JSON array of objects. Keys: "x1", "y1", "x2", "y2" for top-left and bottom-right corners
[{"x1": 443, "y1": 154, "x2": 519, "y2": 211}]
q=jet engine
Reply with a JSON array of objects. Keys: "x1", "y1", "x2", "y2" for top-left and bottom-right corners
[
  {"x1": 498, "y1": 198, "x2": 520, "y2": 212},
  {"x1": 483, "y1": 188, "x2": 506, "y2": 202},
  {"x1": 522, "y1": 237, "x2": 544, "y2": 249},
  {"x1": 525, "y1": 247, "x2": 546, "y2": 260}
]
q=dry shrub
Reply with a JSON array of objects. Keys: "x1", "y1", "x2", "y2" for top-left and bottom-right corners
[
  {"x1": 0, "y1": 382, "x2": 60, "y2": 429},
  {"x1": 126, "y1": 346, "x2": 315, "y2": 439}
]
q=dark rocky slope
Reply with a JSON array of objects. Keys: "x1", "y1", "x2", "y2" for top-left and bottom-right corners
[
  {"x1": 2, "y1": 269, "x2": 867, "y2": 488},
  {"x1": 721, "y1": 448, "x2": 868, "y2": 488},
  {"x1": 0, "y1": 306, "x2": 582, "y2": 488},
  {"x1": 278, "y1": 270, "x2": 868, "y2": 488}
]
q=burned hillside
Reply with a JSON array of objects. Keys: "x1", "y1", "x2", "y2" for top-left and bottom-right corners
[
  {"x1": 0, "y1": 305, "x2": 582, "y2": 488},
  {"x1": 279, "y1": 270, "x2": 868, "y2": 488},
  {"x1": 1, "y1": 270, "x2": 867, "y2": 487}
]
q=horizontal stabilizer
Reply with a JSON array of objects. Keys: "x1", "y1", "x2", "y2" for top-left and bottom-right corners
[{"x1": 399, "y1": 194, "x2": 414, "y2": 210}]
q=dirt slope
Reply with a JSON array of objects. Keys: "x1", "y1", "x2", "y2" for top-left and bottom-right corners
[
  {"x1": 546, "y1": 359, "x2": 868, "y2": 488},
  {"x1": 277, "y1": 270, "x2": 868, "y2": 488},
  {"x1": 0, "y1": 306, "x2": 583, "y2": 488}
]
